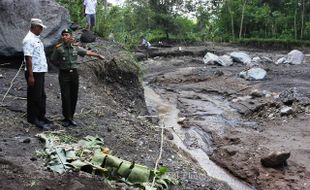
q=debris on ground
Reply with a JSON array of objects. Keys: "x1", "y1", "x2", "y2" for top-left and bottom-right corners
[{"x1": 36, "y1": 132, "x2": 178, "y2": 190}]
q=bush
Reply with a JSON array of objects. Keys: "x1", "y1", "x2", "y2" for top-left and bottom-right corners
[{"x1": 237, "y1": 38, "x2": 310, "y2": 49}]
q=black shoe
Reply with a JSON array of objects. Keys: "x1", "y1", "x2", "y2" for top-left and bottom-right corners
[
  {"x1": 40, "y1": 117, "x2": 53, "y2": 124},
  {"x1": 30, "y1": 119, "x2": 50, "y2": 130},
  {"x1": 38, "y1": 123, "x2": 51, "y2": 130},
  {"x1": 62, "y1": 120, "x2": 71, "y2": 127},
  {"x1": 69, "y1": 120, "x2": 77, "y2": 127}
]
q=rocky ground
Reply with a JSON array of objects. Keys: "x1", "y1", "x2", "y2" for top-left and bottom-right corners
[
  {"x1": 0, "y1": 38, "x2": 230, "y2": 189},
  {"x1": 142, "y1": 43, "x2": 310, "y2": 190}
]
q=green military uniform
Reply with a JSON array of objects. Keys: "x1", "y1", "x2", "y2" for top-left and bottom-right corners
[{"x1": 51, "y1": 43, "x2": 87, "y2": 122}]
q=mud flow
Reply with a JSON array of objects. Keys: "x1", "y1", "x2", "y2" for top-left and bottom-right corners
[
  {"x1": 144, "y1": 85, "x2": 252, "y2": 190},
  {"x1": 142, "y1": 44, "x2": 310, "y2": 190}
]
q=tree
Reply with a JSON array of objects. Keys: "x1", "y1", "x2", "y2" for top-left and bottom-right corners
[
  {"x1": 300, "y1": 0, "x2": 305, "y2": 39},
  {"x1": 227, "y1": 0, "x2": 235, "y2": 40},
  {"x1": 239, "y1": 0, "x2": 247, "y2": 39}
]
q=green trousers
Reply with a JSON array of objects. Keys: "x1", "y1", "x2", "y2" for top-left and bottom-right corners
[{"x1": 59, "y1": 69, "x2": 79, "y2": 121}]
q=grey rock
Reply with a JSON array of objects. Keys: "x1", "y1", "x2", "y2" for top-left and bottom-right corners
[
  {"x1": 0, "y1": 0, "x2": 70, "y2": 58},
  {"x1": 239, "y1": 68, "x2": 267, "y2": 80},
  {"x1": 276, "y1": 57, "x2": 286, "y2": 64},
  {"x1": 252, "y1": 56, "x2": 261, "y2": 63},
  {"x1": 280, "y1": 106, "x2": 293, "y2": 116},
  {"x1": 250, "y1": 90, "x2": 264, "y2": 97},
  {"x1": 219, "y1": 55, "x2": 233, "y2": 66},
  {"x1": 80, "y1": 30, "x2": 96, "y2": 43},
  {"x1": 203, "y1": 52, "x2": 222, "y2": 65},
  {"x1": 177, "y1": 117, "x2": 186, "y2": 124},
  {"x1": 22, "y1": 138, "x2": 31, "y2": 143},
  {"x1": 230, "y1": 51, "x2": 252, "y2": 65},
  {"x1": 70, "y1": 23, "x2": 80, "y2": 31},
  {"x1": 261, "y1": 56, "x2": 273, "y2": 63},
  {"x1": 278, "y1": 88, "x2": 298, "y2": 105},
  {"x1": 284, "y1": 49, "x2": 304, "y2": 65},
  {"x1": 261, "y1": 151, "x2": 290, "y2": 168},
  {"x1": 164, "y1": 130, "x2": 174, "y2": 140}
]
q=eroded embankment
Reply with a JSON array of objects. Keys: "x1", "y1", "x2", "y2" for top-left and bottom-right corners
[{"x1": 0, "y1": 39, "x2": 231, "y2": 190}]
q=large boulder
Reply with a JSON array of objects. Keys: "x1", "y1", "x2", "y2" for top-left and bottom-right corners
[
  {"x1": 276, "y1": 50, "x2": 305, "y2": 65},
  {"x1": 261, "y1": 151, "x2": 290, "y2": 168},
  {"x1": 239, "y1": 67, "x2": 267, "y2": 80},
  {"x1": 230, "y1": 51, "x2": 252, "y2": 65},
  {"x1": 0, "y1": 0, "x2": 70, "y2": 58},
  {"x1": 203, "y1": 52, "x2": 233, "y2": 66},
  {"x1": 80, "y1": 30, "x2": 96, "y2": 43},
  {"x1": 284, "y1": 49, "x2": 304, "y2": 65}
]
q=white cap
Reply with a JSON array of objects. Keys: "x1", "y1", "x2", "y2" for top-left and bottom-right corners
[{"x1": 30, "y1": 18, "x2": 47, "y2": 28}]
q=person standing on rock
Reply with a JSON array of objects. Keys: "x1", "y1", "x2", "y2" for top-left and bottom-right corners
[
  {"x1": 83, "y1": 0, "x2": 97, "y2": 31},
  {"x1": 140, "y1": 36, "x2": 151, "y2": 59},
  {"x1": 51, "y1": 29, "x2": 104, "y2": 127},
  {"x1": 23, "y1": 18, "x2": 52, "y2": 129}
]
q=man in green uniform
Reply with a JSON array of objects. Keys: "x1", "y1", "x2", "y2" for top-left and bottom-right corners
[{"x1": 51, "y1": 29, "x2": 104, "y2": 127}]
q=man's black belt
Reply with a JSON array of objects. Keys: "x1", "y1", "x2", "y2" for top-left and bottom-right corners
[{"x1": 60, "y1": 69, "x2": 77, "y2": 73}]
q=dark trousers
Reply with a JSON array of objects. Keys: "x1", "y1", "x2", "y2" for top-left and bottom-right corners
[
  {"x1": 25, "y1": 71, "x2": 46, "y2": 122},
  {"x1": 59, "y1": 69, "x2": 79, "y2": 120}
]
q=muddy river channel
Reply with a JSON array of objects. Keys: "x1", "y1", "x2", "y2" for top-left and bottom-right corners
[{"x1": 142, "y1": 44, "x2": 310, "y2": 190}]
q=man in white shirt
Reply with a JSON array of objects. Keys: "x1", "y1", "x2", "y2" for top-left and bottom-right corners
[
  {"x1": 83, "y1": 0, "x2": 97, "y2": 30},
  {"x1": 23, "y1": 18, "x2": 51, "y2": 129}
]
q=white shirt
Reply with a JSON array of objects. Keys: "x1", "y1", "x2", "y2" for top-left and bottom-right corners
[
  {"x1": 142, "y1": 38, "x2": 151, "y2": 48},
  {"x1": 23, "y1": 31, "x2": 48, "y2": 72},
  {"x1": 84, "y1": 0, "x2": 97, "y2": 14}
]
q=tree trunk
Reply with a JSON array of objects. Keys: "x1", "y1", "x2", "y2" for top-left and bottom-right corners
[
  {"x1": 227, "y1": 0, "x2": 235, "y2": 40},
  {"x1": 239, "y1": 0, "x2": 246, "y2": 39},
  {"x1": 294, "y1": 0, "x2": 298, "y2": 40},
  {"x1": 165, "y1": 31, "x2": 169, "y2": 40},
  {"x1": 300, "y1": 0, "x2": 305, "y2": 39},
  {"x1": 103, "y1": 0, "x2": 107, "y2": 17}
]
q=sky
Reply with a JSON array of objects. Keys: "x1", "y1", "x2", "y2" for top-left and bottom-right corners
[{"x1": 107, "y1": 0, "x2": 125, "y2": 5}]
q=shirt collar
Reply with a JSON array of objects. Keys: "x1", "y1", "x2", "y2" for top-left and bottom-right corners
[
  {"x1": 29, "y1": 31, "x2": 41, "y2": 38},
  {"x1": 63, "y1": 43, "x2": 73, "y2": 48}
]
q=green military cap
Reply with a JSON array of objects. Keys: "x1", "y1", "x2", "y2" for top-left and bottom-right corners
[{"x1": 61, "y1": 28, "x2": 73, "y2": 35}]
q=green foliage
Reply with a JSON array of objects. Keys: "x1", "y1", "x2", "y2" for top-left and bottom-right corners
[
  {"x1": 56, "y1": 0, "x2": 85, "y2": 26},
  {"x1": 56, "y1": 0, "x2": 310, "y2": 46},
  {"x1": 237, "y1": 38, "x2": 310, "y2": 49}
]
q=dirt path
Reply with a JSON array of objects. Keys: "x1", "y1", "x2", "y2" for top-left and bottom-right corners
[{"x1": 142, "y1": 44, "x2": 310, "y2": 190}]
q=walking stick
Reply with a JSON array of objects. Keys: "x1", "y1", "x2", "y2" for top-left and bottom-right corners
[{"x1": 1, "y1": 62, "x2": 25, "y2": 102}]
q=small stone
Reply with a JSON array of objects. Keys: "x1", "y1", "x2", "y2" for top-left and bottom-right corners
[
  {"x1": 261, "y1": 151, "x2": 290, "y2": 168},
  {"x1": 164, "y1": 129, "x2": 174, "y2": 140},
  {"x1": 22, "y1": 138, "x2": 31, "y2": 143},
  {"x1": 177, "y1": 117, "x2": 186, "y2": 124},
  {"x1": 224, "y1": 146, "x2": 238, "y2": 156},
  {"x1": 280, "y1": 106, "x2": 293, "y2": 116},
  {"x1": 250, "y1": 90, "x2": 264, "y2": 97},
  {"x1": 0, "y1": 74, "x2": 3, "y2": 78}
]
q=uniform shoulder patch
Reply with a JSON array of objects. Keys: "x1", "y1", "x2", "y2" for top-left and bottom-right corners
[{"x1": 55, "y1": 43, "x2": 63, "y2": 48}]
